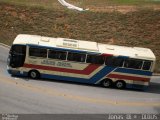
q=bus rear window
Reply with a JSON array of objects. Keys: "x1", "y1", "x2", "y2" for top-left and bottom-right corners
[
  {"x1": 142, "y1": 61, "x2": 152, "y2": 70},
  {"x1": 29, "y1": 47, "x2": 47, "y2": 58}
]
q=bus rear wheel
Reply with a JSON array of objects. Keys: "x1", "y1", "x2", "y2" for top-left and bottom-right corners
[
  {"x1": 115, "y1": 80, "x2": 126, "y2": 89},
  {"x1": 101, "y1": 79, "x2": 113, "y2": 88},
  {"x1": 29, "y1": 70, "x2": 40, "y2": 79}
]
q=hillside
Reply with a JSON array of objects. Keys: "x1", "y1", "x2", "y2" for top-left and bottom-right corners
[{"x1": 0, "y1": 2, "x2": 160, "y2": 72}]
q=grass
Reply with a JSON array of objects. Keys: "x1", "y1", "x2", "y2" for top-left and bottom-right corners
[
  {"x1": 0, "y1": 0, "x2": 160, "y2": 9},
  {"x1": 107, "y1": 0, "x2": 160, "y2": 5},
  {"x1": 0, "y1": 0, "x2": 59, "y2": 9},
  {"x1": 0, "y1": 1, "x2": 160, "y2": 72}
]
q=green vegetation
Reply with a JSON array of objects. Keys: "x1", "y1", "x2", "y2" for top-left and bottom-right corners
[
  {"x1": 107, "y1": 0, "x2": 160, "y2": 5},
  {"x1": 0, "y1": 0, "x2": 60, "y2": 9},
  {"x1": 0, "y1": 0, "x2": 160, "y2": 9},
  {"x1": 0, "y1": 1, "x2": 160, "y2": 72}
]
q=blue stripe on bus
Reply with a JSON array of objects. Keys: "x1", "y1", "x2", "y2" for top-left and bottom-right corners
[
  {"x1": 114, "y1": 68, "x2": 152, "y2": 76},
  {"x1": 41, "y1": 66, "x2": 115, "y2": 84},
  {"x1": 91, "y1": 66, "x2": 115, "y2": 83},
  {"x1": 126, "y1": 83, "x2": 148, "y2": 90},
  {"x1": 117, "y1": 56, "x2": 129, "y2": 59}
]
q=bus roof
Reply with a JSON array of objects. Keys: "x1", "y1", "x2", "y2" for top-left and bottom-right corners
[{"x1": 13, "y1": 34, "x2": 156, "y2": 61}]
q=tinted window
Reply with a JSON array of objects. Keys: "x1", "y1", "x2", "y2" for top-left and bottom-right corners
[
  {"x1": 9, "y1": 45, "x2": 26, "y2": 68},
  {"x1": 29, "y1": 47, "x2": 47, "y2": 58},
  {"x1": 124, "y1": 59, "x2": 143, "y2": 69},
  {"x1": 48, "y1": 50, "x2": 67, "y2": 60},
  {"x1": 105, "y1": 56, "x2": 124, "y2": 67},
  {"x1": 86, "y1": 55, "x2": 104, "y2": 64},
  {"x1": 10, "y1": 45, "x2": 26, "y2": 55},
  {"x1": 142, "y1": 61, "x2": 152, "y2": 70},
  {"x1": 67, "y1": 52, "x2": 86, "y2": 62}
]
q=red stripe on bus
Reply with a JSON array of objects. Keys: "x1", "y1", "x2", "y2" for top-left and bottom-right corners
[
  {"x1": 107, "y1": 74, "x2": 150, "y2": 82},
  {"x1": 101, "y1": 53, "x2": 113, "y2": 57},
  {"x1": 23, "y1": 63, "x2": 100, "y2": 75}
]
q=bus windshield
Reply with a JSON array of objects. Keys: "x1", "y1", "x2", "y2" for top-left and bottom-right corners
[{"x1": 8, "y1": 45, "x2": 26, "y2": 68}]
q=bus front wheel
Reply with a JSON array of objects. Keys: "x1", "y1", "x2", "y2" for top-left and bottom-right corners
[
  {"x1": 115, "y1": 80, "x2": 126, "y2": 89},
  {"x1": 101, "y1": 79, "x2": 113, "y2": 88},
  {"x1": 29, "y1": 70, "x2": 40, "y2": 79}
]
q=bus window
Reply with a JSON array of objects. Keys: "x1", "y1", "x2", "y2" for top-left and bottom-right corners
[
  {"x1": 105, "y1": 56, "x2": 124, "y2": 67},
  {"x1": 114, "y1": 58, "x2": 124, "y2": 67},
  {"x1": 142, "y1": 61, "x2": 152, "y2": 70},
  {"x1": 124, "y1": 59, "x2": 143, "y2": 69},
  {"x1": 86, "y1": 55, "x2": 104, "y2": 64},
  {"x1": 67, "y1": 52, "x2": 86, "y2": 62},
  {"x1": 48, "y1": 50, "x2": 67, "y2": 60},
  {"x1": 29, "y1": 47, "x2": 47, "y2": 58}
]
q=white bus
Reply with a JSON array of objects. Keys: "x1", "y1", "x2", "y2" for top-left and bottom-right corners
[{"x1": 7, "y1": 34, "x2": 156, "y2": 90}]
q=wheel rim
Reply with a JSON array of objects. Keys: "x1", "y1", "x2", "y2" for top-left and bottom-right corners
[
  {"x1": 116, "y1": 82, "x2": 123, "y2": 88},
  {"x1": 30, "y1": 71, "x2": 37, "y2": 78},
  {"x1": 103, "y1": 80, "x2": 111, "y2": 87}
]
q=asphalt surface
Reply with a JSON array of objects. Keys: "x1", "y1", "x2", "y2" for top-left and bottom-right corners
[{"x1": 0, "y1": 45, "x2": 160, "y2": 114}]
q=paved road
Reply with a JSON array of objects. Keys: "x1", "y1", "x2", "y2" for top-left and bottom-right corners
[{"x1": 0, "y1": 45, "x2": 160, "y2": 114}]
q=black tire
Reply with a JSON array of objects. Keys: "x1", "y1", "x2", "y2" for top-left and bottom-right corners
[
  {"x1": 115, "y1": 80, "x2": 126, "y2": 89},
  {"x1": 29, "y1": 70, "x2": 40, "y2": 79},
  {"x1": 101, "y1": 79, "x2": 113, "y2": 88}
]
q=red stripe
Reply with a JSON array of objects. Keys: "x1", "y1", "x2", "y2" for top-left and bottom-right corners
[
  {"x1": 107, "y1": 74, "x2": 150, "y2": 82},
  {"x1": 23, "y1": 63, "x2": 100, "y2": 75},
  {"x1": 101, "y1": 53, "x2": 113, "y2": 57}
]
